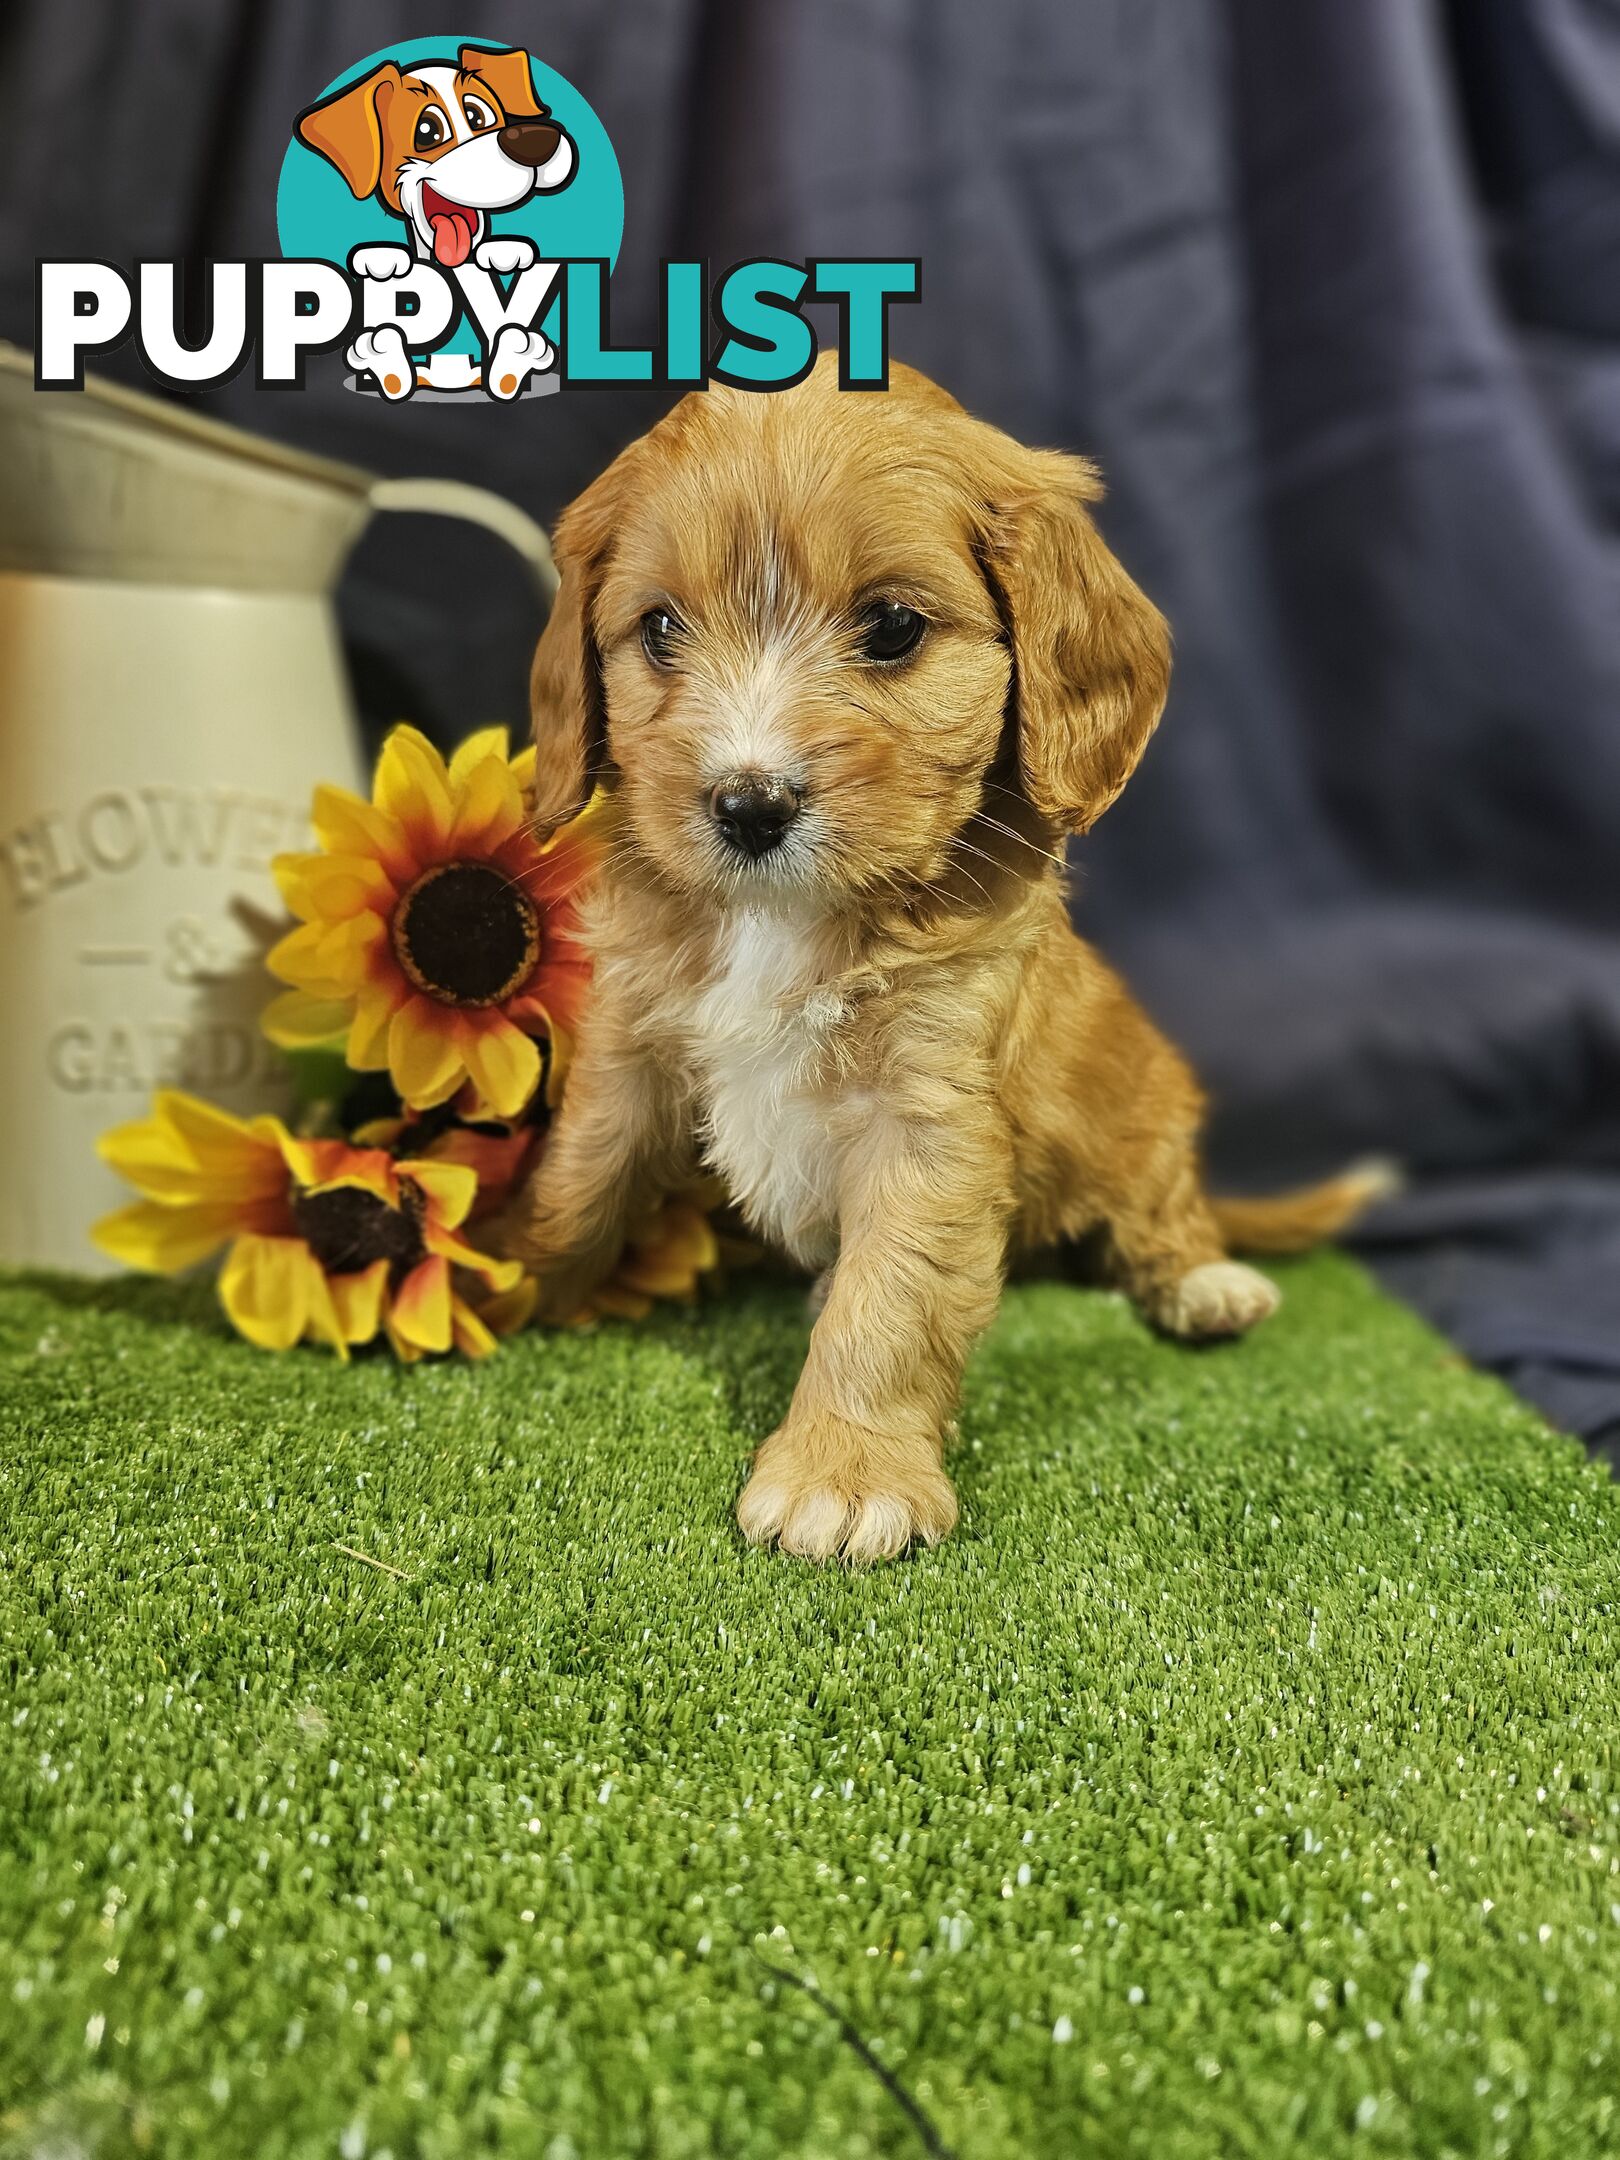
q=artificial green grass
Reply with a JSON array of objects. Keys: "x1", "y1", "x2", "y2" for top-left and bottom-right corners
[{"x1": 2, "y1": 1257, "x2": 1618, "y2": 2160}]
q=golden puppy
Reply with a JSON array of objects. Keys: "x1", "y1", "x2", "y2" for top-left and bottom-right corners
[{"x1": 502, "y1": 356, "x2": 1385, "y2": 1562}]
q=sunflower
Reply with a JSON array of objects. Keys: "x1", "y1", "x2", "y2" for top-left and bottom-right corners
[
  {"x1": 374, "y1": 1120, "x2": 729, "y2": 1325},
  {"x1": 262, "y1": 725, "x2": 608, "y2": 1122},
  {"x1": 92, "y1": 1091, "x2": 523, "y2": 1361}
]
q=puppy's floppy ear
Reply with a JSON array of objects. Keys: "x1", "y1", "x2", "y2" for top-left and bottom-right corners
[
  {"x1": 528, "y1": 456, "x2": 629, "y2": 834},
  {"x1": 458, "y1": 44, "x2": 544, "y2": 121},
  {"x1": 295, "y1": 64, "x2": 402, "y2": 200},
  {"x1": 979, "y1": 445, "x2": 1170, "y2": 834}
]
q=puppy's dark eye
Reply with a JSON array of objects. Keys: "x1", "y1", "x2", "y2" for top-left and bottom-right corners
[
  {"x1": 640, "y1": 608, "x2": 683, "y2": 668},
  {"x1": 462, "y1": 96, "x2": 497, "y2": 132},
  {"x1": 413, "y1": 108, "x2": 449, "y2": 152},
  {"x1": 859, "y1": 600, "x2": 926, "y2": 664}
]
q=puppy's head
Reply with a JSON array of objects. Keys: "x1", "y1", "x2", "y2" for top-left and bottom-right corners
[
  {"x1": 295, "y1": 47, "x2": 573, "y2": 266},
  {"x1": 529, "y1": 358, "x2": 1169, "y2": 907}
]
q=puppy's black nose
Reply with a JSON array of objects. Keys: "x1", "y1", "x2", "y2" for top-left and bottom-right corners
[
  {"x1": 498, "y1": 120, "x2": 566, "y2": 168},
  {"x1": 709, "y1": 774, "x2": 801, "y2": 860}
]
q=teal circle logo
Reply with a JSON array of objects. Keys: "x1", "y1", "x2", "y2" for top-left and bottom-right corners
[{"x1": 276, "y1": 36, "x2": 622, "y2": 397}]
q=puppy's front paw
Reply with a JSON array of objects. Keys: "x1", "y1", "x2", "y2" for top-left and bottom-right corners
[
  {"x1": 737, "y1": 1418, "x2": 958, "y2": 1565},
  {"x1": 1161, "y1": 1259, "x2": 1280, "y2": 1340},
  {"x1": 474, "y1": 235, "x2": 538, "y2": 275},
  {"x1": 350, "y1": 243, "x2": 412, "y2": 281}
]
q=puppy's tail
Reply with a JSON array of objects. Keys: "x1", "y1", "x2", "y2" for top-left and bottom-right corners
[{"x1": 1209, "y1": 1158, "x2": 1400, "y2": 1256}]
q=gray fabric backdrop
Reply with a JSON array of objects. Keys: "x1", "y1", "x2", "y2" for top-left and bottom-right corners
[{"x1": 4, "y1": 0, "x2": 1618, "y2": 1450}]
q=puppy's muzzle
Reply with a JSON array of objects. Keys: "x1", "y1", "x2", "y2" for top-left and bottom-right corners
[
  {"x1": 709, "y1": 773, "x2": 802, "y2": 861},
  {"x1": 498, "y1": 120, "x2": 565, "y2": 168}
]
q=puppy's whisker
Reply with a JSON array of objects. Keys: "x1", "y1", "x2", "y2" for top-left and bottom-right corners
[{"x1": 963, "y1": 811, "x2": 1065, "y2": 870}]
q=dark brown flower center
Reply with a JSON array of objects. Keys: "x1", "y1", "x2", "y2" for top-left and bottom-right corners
[
  {"x1": 291, "y1": 1180, "x2": 425, "y2": 1276},
  {"x1": 392, "y1": 862, "x2": 539, "y2": 1007}
]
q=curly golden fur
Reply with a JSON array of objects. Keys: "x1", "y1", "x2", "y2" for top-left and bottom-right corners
[{"x1": 500, "y1": 357, "x2": 1386, "y2": 1563}]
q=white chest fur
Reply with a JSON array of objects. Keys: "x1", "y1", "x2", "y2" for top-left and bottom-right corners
[{"x1": 686, "y1": 909, "x2": 849, "y2": 1266}]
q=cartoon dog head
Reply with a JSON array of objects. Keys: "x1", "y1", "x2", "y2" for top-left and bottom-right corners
[{"x1": 296, "y1": 45, "x2": 575, "y2": 267}]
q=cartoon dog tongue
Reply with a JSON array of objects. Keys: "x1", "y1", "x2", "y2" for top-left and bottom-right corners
[{"x1": 424, "y1": 189, "x2": 477, "y2": 268}]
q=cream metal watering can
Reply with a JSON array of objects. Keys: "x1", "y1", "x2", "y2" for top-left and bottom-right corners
[{"x1": 0, "y1": 343, "x2": 556, "y2": 1271}]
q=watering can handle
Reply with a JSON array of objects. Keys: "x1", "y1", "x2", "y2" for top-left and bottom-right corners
[{"x1": 366, "y1": 476, "x2": 559, "y2": 605}]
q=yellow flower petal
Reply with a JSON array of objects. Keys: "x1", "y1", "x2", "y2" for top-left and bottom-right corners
[
  {"x1": 261, "y1": 988, "x2": 354, "y2": 1049},
  {"x1": 274, "y1": 850, "x2": 396, "y2": 923},
  {"x1": 476, "y1": 1275, "x2": 538, "y2": 1337},
  {"x1": 388, "y1": 999, "x2": 466, "y2": 1109},
  {"x1": 329, "y1": 1259, "x2": 390, "y2": 1346},
  {"x1": 347, "y1": 982, "x2": 399, "y2": 1070},
  {"x1": 91, "y1": 1198, "x2": 246, "y2": 1274},
  {"x1": 375, "y1": 726, "x2": 455, "y2": 856},
  {"x1": 450, "y1": 1296, "x2": 498, "y2": 1359},
  {"x1": 300, "y1": 1258, "x2": 350, "y2": 1361},
  {"x1": 401, "y1": 1158, "x2": 478, "y2": 1230},
  {"x1": 148, "y1": 1091, "x2": 283, "y2": 1168},
  {"x1": 218, "y1": 1234, "x2": 312, "y2": 1351},
  {"x1": 460, "y1": 1016, "x2": 541, "y2": 1122},
  {"x1": 448, "y1": 727, "x2": 511, "y2": 784},
  {"x1": 97, "y1": 1095, "x2": 285, "y2": 1204},
  {"x1": 388, "y1": 1255, "x2": 452, "y2": 1353},
  {"x1": 265, "y1": 921, "x2": 335, "y2": 990},
  {"x1": 384, "y1": 1315, "x2": 425, "y2": 1364},
  {"x1": 311, "y1": 784, "x2": 418, "y2": 885},
  {"x1": 449, "y1": 753, "x2": 525, "y2": 853},
  {"x1": 275, "y1": 1132, "x2": 395, "y2": 1205},
  {"x1": 424, "y1": 1223, "x2": 523, "y2": 1291}
]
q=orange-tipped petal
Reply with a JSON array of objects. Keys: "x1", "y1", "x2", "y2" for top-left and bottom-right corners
[
  {"x1": 218, "y1": 1234, "x2": 312, "y2": 1351},
  {"x1": 459, "y1": 1015, "x2": 541, "y2": 1122},
  {"x1": 422, "y1": 1126, "x2": 536, "y2": 1195},
  {"x1": 277, "y1": 1133, "x2": 396, "y2": 1203},
  {"x1": 388, "y1": 1255, "x2": 452, "y2": 1353}
]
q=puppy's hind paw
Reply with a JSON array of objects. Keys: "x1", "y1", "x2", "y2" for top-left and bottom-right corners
[
  {"x1": 1161, "y1": 1260, "x2": 1280, "y2": 1341},
  {"x1": 348, "y1": 327, "x2": 414, "y2": 399},
  {"x1": 486, "y1": 324, "x2": 553, "y2": 401}
]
